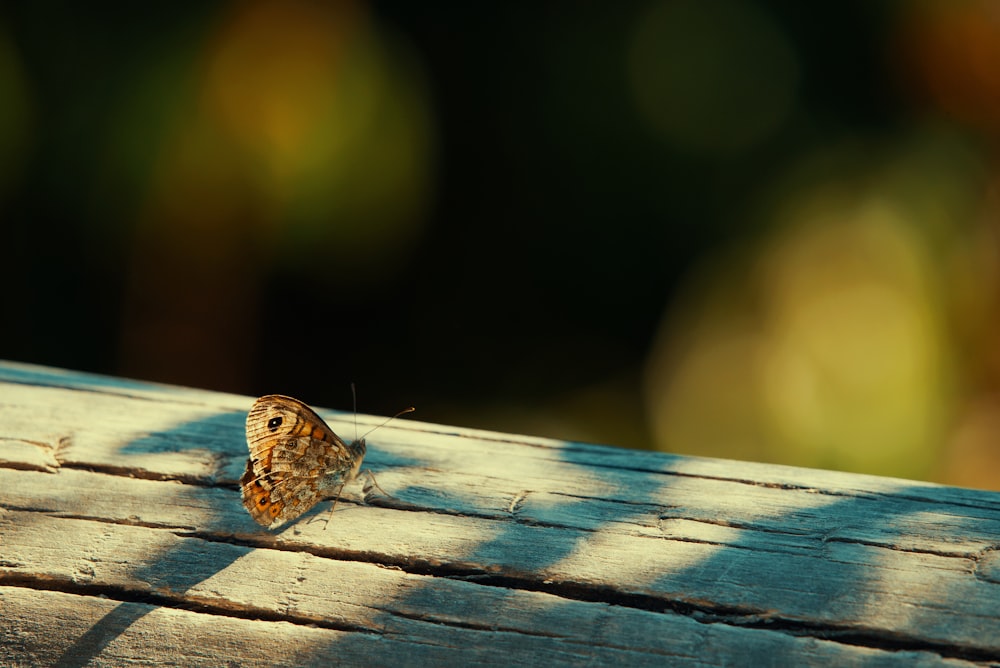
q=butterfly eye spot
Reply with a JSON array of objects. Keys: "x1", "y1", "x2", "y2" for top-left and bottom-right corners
[{"x1": 267, "y1": 416, "x2": 283, "y2": 431}]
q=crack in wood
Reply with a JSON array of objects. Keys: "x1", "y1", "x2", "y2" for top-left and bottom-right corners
[
  {"x1": 658, "y1": 514, "x2": 815, "y2": 537},
  {"x1": 0, "y1": 437, "x2": 63, "y2": 473},
  {"x1": 13, "y1": 430, "x2": 998, "y2": 527},
  {"x1": 0, "y1": 460, "x2": 59, "y2": 474},
  {"x1": 57, "y1": 461, "x2": 218, "y2": 486},
  {"x1": 665, "y1": 471, "x2": 881, "y2": 499},
  {"x1": 1, "y1": 437, "x2": 59, "y2": 452},
  {"x1": 455, "y1": 576, "x2": 1000, "y2": 663},
  {"x1": 54, "y1": 513, "x2": 199, "y2": 532},
  {"x1": 550, "y1": 491, "x2": 670, "y2": 508},
  {"x1": 7, "y1": 479, "x2": 984, "y2": 565},
  {"x1": 659, "y1": 515, "x2": 986, "y2": 559},
  {"x1": 506, "y1": 491, "x2": 528, "y2": 515},
  {"x1": 0, "y1": 574, "x2": 382, "y2": 636},
  {"x1": 369, "y1": 605, "x2": 571, "y2": 640},
  {"x1": 8, "y1": 568, "x2": 991, "y2": 662},
  {"x1": 53, "y1": 435, "x2": 72, "y2": 462},
  {"x1": 168, "y1": 530, "x2": 998, "y2": 662},
  {"x1": 0, "y1": 502, "x2": 61, "y2": 515},
  {"x1": 820, "y1": 534, "x2": 979, "y2": 559}
]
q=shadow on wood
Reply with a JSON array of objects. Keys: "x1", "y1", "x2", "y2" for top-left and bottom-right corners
[{"x1": 2, "y1": 360, "x2": 999, "y2": 665}]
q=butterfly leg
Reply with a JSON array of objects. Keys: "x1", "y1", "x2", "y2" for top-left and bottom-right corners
[
  {"x1": 361, "y1": 469, "x2": 390, "y2": 503},
  {"x1": 321, "y1": 479, "x2": 349, "y2": 531}
]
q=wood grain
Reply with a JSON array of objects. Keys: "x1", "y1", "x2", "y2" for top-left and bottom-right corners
[{"x1": 1, "y1": 360, "x2": 998, "y2": 666}]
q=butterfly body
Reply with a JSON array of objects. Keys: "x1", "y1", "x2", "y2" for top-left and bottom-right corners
[{"x1": 241, "y1": 394, "x2": 365, "y2": 529}]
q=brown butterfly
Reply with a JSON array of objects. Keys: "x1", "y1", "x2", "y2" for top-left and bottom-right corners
[{"x1": 240, "y1": 395, "x2": 369, "y2": 529}]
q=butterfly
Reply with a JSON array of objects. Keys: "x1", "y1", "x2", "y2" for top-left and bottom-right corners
[{"x1": 240, "y1": 394, "x2": 369, "y2": 530}]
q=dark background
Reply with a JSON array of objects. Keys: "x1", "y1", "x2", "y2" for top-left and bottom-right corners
[{"x1": 3, "y1": 1, "x2": 999, "y2": 488}]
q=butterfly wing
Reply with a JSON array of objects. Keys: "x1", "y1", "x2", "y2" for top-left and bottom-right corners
[{"x1": 241, "y1": 395, "x2": 362, "y2": 529}]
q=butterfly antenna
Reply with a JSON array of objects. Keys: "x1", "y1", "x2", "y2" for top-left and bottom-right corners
[
  {"x1": 360, "y1": 406, "x2": 415, "y2": 442},
  {"x1": 351, "y1": 382, "x2": 359, "y2": 443}
]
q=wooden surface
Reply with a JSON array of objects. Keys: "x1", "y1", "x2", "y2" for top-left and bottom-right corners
[{"x1": 2, "y1": 361, "x2": 1000, "y2": 667}]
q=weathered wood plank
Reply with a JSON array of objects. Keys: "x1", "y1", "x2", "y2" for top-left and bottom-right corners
[
  {"x1": 4, "y1": 586, "x2": 976, "y2": 668},
  {"x1": 2, "y1": 361, "x2": 1000, "y2": 665}
]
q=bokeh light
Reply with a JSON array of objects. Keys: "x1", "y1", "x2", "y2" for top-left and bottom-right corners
[
  {"x1": 200, "y1": 0, "x2": 433, "y2": 272},
  {"x1": 644, "y1": 130, "x2": 987, "y2": 480},
  {"x1": 5, "y1": 1, "x2": 1000, "y2": 490},
  {"x1": 92, "y1": 0, "x2": 434, "y2": 389},
  {"x1": 892, "y1": 0, "x2": 1000, "y2": 137}
]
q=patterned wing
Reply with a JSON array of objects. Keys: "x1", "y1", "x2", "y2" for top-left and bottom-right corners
[{"x1": 240, "y1": 395, "x2": 361, "y2": 529}]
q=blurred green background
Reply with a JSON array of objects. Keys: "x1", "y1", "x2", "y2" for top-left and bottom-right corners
[{"x1": 3, "y1": 0, "x2": 1000, "y2": 489}]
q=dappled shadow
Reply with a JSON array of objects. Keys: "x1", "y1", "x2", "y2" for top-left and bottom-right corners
[
  {"x1": 37, "y1": 398, "x2": 429, "y2": 665},
  {"x1": 48, "y1": 408, "x2": 250, "y2": 666},
  {"x1": 119, "y1": 410, "x2": 245, "y2": 458},
  {"x1": 53, "y1": 603, "x2": 154, "y2": 668},
  {"x1": 324, "y1": 441, "x2": 1000, "y2": 661},
  {"x1": 52, "y1": 532, "x2": 255, "y2": 667},
  {"x1": 7, "y1": 367, "x2": 996, "y2": 662}
]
